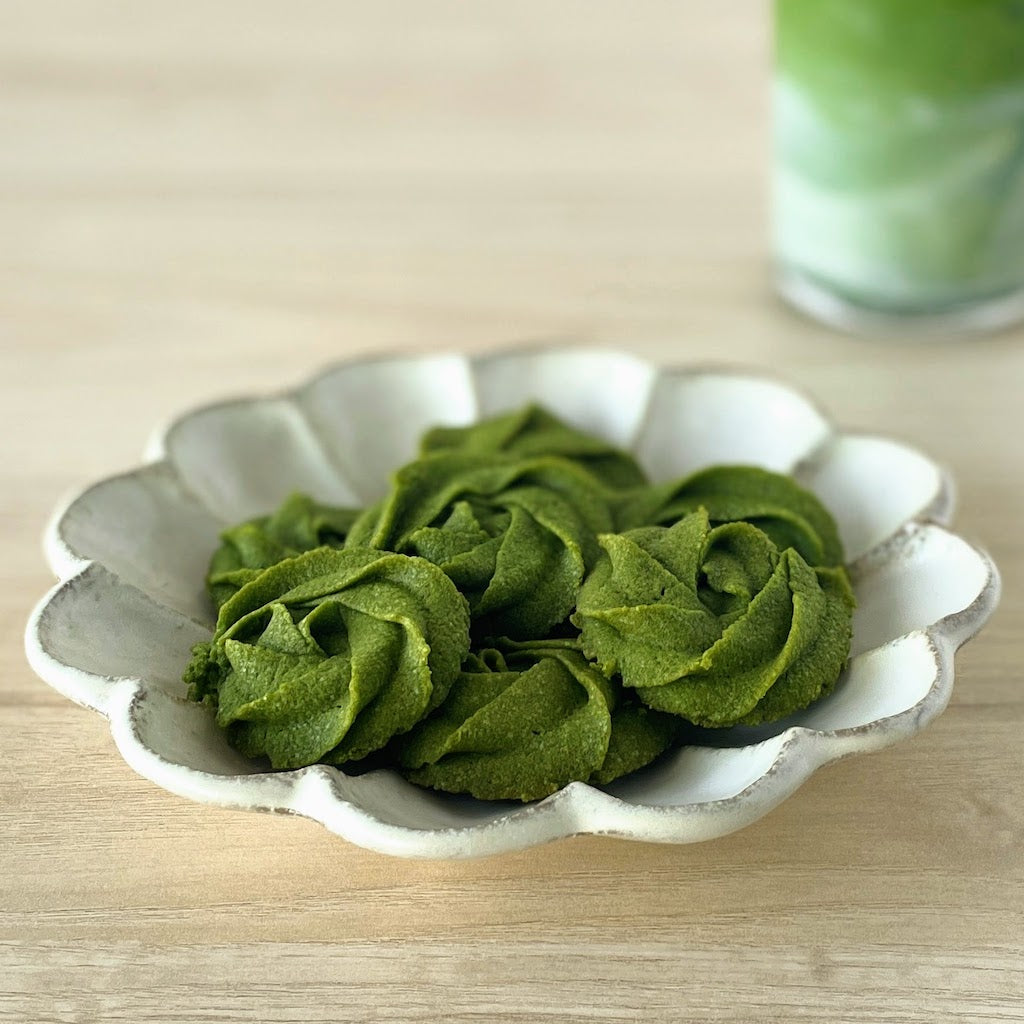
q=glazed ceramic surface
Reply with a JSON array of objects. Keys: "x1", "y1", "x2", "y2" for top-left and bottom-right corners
[{"x1": 26, "y1": 349, "x2": 1000, "y2": 858}]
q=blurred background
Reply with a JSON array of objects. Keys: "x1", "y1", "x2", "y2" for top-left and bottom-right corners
[
  {"x1": 1, "y1": 7, "x2": 767, "y2": 349},
  {"x1": 3, "y1": 2, "x2": 771, "y2": 462}
]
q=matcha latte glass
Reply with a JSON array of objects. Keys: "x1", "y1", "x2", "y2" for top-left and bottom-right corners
[{"x1": 775, "y1": 0, "x2": 1024, "y2": 333}]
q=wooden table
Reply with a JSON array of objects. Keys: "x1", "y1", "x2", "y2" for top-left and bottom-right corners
[{"x1": 3, "y1": 3, "x2": 1022, "y2": 1021}]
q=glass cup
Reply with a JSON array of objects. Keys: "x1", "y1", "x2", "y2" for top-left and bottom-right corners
[{"x1": 774, "y1": 0, "x2": 1024, "y2": 334}]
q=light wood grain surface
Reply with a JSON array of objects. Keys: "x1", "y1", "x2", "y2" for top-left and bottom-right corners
[{"x1": 3, "y1": 3, "x2": 1022, "y2": 1022}]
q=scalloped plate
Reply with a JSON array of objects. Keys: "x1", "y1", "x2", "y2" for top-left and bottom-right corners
[{"x1": 25, "y1": 349, "x2": 1000, "y2": 858}]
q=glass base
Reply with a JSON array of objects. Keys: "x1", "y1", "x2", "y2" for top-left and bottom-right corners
[{"x1": 776, "y1": 265, "x2": 1024, "y2": 338}]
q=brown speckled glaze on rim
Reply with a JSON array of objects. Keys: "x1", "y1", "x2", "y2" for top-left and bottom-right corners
[{"x1": 25, "y1": 348, "x2": 1001, "y2": 858}]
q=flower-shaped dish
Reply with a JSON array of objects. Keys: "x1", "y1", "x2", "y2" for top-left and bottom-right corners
[{"x1": 26, "y1": 349, "x2": 1000, "y2": 858}]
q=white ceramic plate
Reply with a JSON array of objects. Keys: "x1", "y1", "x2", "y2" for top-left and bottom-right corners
[{"x1": 26, "y1": 349, "x2": 1000, "y2": 858}]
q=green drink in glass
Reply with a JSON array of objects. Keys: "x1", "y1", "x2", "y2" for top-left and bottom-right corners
[{"x1": 775, "y1": 0, "x2": 1024, "y2": 332}]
